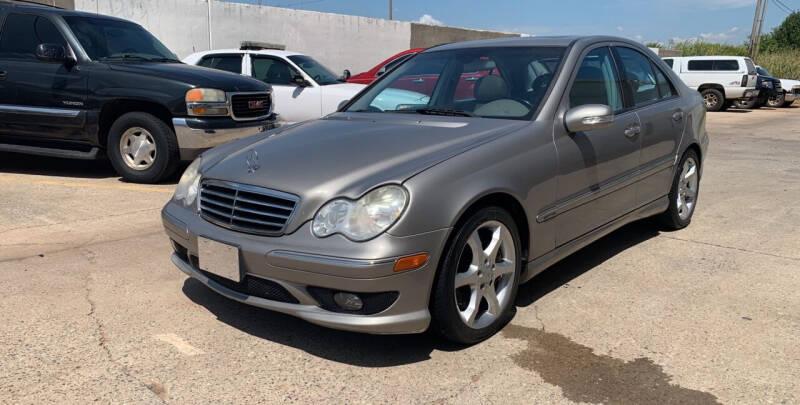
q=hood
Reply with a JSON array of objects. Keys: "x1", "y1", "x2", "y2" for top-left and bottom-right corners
[
  {"x1": 326, "y1": 82, "x2": 367, "y2": 92},
  {"x1": 201, "y1": 113, "x2": 527, "y2": 230},
  {"x1": 107, "y1": 62, "x2": 267, "y2": 92}
]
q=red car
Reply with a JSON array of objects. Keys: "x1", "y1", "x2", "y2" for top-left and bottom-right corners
[{"x1": 347, "y1": 48, "x2": 425, "y2": 85}]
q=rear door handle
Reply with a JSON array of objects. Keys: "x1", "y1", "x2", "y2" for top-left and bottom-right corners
[{"x1": 672, "y1": 111, "x2": 684, "y2": 121}]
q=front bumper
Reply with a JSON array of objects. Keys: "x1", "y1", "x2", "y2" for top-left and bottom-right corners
[
  {"x1": 162, "y1": 200, "x2": 449, "y2": 334},
  {"x1": 173, "y1": 115, "x2": 278, "y2": 160},
  {"x1": 741, "y1": 89, "x2": 760, "y2": 100}
]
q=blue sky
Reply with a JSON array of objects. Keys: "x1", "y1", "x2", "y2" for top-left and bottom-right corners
[{"x1": 228, "y1": 0, "x2": 793, "y2": 45}]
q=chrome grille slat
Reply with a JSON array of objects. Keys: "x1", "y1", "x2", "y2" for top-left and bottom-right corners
[{"x1": 199, "y1": 179, "x2": 298, "y2": 236}]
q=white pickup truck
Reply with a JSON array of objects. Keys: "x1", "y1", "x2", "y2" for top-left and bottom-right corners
[{"x1": 662, "y1": 56, "x2": 758, "y2": 111}]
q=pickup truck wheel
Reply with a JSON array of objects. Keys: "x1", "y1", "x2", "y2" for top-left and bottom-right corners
[
  {"x1": 430, "y1": 207, "x2": 521, "y2": 344},
  {"x1": 107, "y1": 112, "x2": 179, "y2": 184},
  {"x1": 659, "y1": 149, "x2": 700, "y2": 230},
  {"x1": 700, "y1": 89, "x2": 724, "y2": 111},
  {"x1": 766, "y1": 92, "x2": 786, "y2": 108}
]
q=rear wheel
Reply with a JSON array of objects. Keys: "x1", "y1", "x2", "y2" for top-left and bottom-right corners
[
  {"x1": 430, "y1": 207, "x2": 521, "y2": 344},
  {"x1": 659, "y1": 149, "x2": 701, "y2": 230},
  {"x1": 701, "y1": 89, "x2": 725, "y2": 112},
  {"x1": 766, "y1": 92, "x2": 786, "y2": 108},
  {"x1": 107, "y1": 112, "x2": 179, "y2": 184}
]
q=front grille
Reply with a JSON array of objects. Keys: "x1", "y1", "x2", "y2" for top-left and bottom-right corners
[
  {"x1": 231, "y1": 93, "x2": 271, "y2": 120},
  {"x1": 199, "y1": 180, "x2": 298, "y2": 236}
]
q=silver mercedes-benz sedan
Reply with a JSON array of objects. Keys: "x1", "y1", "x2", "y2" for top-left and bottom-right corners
[{"x1": 162, "y1": 36, "x2": 708, "y2": 344}]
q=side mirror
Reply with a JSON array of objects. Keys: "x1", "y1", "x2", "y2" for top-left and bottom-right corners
[
  {"x1": 36, "y1": 43, "x2": 73, "y2": 65},
  {"x1": 341, "y1": 69, "x2": 351, "y2": 80},
  {"x1": 337, "y1": 99, "x2": 350, "y2": 111},
  {"x1": 292, "y1": 75, "x2": 310, "y2": 87},
  {"x1": 564, "y1": 104, "x2": 614, "y2": 133}
]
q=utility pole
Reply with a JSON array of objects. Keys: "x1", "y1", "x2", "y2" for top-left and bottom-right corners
[
  {"x1": 207, "y1": 0, "x2": 213, "y2": 50},
  {"x1": 389, "y1": 0, "x2": 393, "y2": 20},
  {"x1": 749, "y1": 0, "x2": 763, "y2": 58},
  {"x1": 754, "y1": 0, "x2": 768, "y2": 60}
]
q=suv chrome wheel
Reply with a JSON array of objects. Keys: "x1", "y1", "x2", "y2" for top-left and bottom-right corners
[
  {"x1": 119, "y1": 127, "x2": 157, "y2": 171},
  {"x1": 454, "y1": 220, "x2": 516, "y2": 329},
  {"x1": 677, "y1": 156, "x2": 699, "y2": 220},
  {"x1": 702, "y1": 93, "x2": 718, "y2": 108}
]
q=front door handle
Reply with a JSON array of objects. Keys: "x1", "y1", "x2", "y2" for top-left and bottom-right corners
[
  {"x1": 412, "y1": 78, "x2": 424, "y2": 83},
  {"x1": 624, "y1": 124, "x2": 641, "y2": 138},
  {"x1": 672, "y1": 111, "x2": 684, "y2": 121}
]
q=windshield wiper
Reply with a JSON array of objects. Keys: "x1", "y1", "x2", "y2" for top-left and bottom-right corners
[
  {"x1": 147, "y1": 57, "x2": 182, "y2": 63},
  {"x1": 414, "y1": 108, "x2": 474, "y2": 117},
  {"x1": 99, "y1": 54, "x2": 150, "y2": 61}
]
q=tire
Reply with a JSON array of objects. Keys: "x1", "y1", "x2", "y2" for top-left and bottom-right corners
[
  {"x1": 733, "y1": 98, "x2": 760, "y2": 109},
  {"x1": 782, "y1": 100, "x2": 794, "y2": 108},
  {"x1": 659, "y1": 149, "x2": 701, "y2": 230},
  {"x1": 766, "y1": 92, "x2": 786, "y2": 108},
  {"x1": 430, "y1": 207, "x2": 522, "y2": 344},
  {"x1": 701, "y1": 88, "x2": 725, "y2": 112},
  {"x1": 107, "y1": 112, "x2": 179, "y2": 184}
]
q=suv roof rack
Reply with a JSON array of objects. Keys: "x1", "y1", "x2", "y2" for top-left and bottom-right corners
[
  {"x1": 0, "y1": 0, "x2": 67, "y2": 9},
  {"x1": 240, "y1": 41, "x2": 286, "y2": 51}
]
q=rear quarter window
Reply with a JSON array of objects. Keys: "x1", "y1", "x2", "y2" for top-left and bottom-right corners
[
  {"x1": 663, "y1": 58, "x2": 674, "y2": 68},
  {"x1": 688, "y1": 59, "x2": 740, "y2": 71}
]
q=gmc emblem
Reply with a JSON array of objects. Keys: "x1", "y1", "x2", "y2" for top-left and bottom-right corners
[{"x1": 248, "y1": 100, "x2": 264, "y2": 109}]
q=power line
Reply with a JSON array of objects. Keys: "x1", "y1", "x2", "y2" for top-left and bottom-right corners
[{"x1": 773, "y1": 0, "x2": 794, "y2": 14}]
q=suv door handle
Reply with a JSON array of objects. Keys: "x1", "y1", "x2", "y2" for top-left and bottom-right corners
[
  {"x1": 672, "y1": 111, "x2": 684, "y2": 121},
  {"x1": 624, "y1": 124, "x2": 641, "y2": 138},
  {"x1": 0, "y1": 71, "x2": 6, "y2": 81}
]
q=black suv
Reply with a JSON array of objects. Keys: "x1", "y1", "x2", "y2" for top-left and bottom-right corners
[
  {"x1": 0, "y1": 3, "x2": 276, "y2": 183},
  {"x1": 735, "y1": 70, "x2": 782, "y2": 109}
]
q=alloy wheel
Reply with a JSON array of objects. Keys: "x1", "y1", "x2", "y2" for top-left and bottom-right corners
[
  {"x1": 703, "y1": 93, "x2": 718, "y2": 108},
  {"x1": 119, "y1": 127, "x2": 157, "y2": 171},
  {"x1": 677, "y1": 156, "x2": 699, "y2": 220},
  {"x1": 454, "y1": 220, "x2": 516, "y2": 329}
]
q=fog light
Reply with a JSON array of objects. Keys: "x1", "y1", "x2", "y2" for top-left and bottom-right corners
[{"x1": 333, "y1": 292, "x2": 363, "y2": 311}]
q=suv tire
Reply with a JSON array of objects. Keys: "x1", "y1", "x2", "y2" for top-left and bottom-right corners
[
  {"x1": 107, "y1": 112, "x2": 179, "y2": 184},
  {"x1": 701, "y1": 88, "x2": 725, "y2": 112},
  {"x1": 734, "y1": 98, "x2": 761, "y2": 109},
  {"x1": 430, "y1": 207, "x2": 521, "y2": 344}
]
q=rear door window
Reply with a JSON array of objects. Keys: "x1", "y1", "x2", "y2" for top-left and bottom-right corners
[
  {"x1": 614, "y1": 47, "x2": 659, "y2": 106},
  {"x1": 0, "y1": 13, "x2": 67, "y2": 60},
  {"x1": 197, "y1": 54, "x2": 243, "y2": 74}
]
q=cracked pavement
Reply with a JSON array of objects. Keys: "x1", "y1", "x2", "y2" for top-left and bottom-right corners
[{"x1": 1, "y1": 108, "x2": 799, "y2": 403}]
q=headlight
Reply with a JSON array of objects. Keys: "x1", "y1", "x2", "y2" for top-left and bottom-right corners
[
  {"x1": 186, "y1": 88, "x2": 229, "y2": 116},
  {"x1": 173, "y1": 157, "x2": 202, "y2": 207},
  {"x1": 763, "y1": 81, "x2": 773, "y2": 89},
  {"x1": 312, "y1": 185, "x2": 408, "y2": 241}
]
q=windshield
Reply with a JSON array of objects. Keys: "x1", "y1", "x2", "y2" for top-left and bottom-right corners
[
  {"x1": 287, "y1": 55, "x2": 340, "y2": 85},
  {"x1": 345, "y1": 46, "x2": 565, "y2": 120},
  {"x1": 64, "y1": 16, "x2": 179, "y2": 62},
  {"x1": 757, "y1": 67, "x2": 771, "y2": 77}
]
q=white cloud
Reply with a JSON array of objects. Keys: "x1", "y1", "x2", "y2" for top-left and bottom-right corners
[
  {"x1": 616, "y1": 26, "x2": 625, "y2": 32},
  {"x1": 417, "y1": 14, "x2": 444, "y2": 26},
  {"x1": 657, "y1": 0, "x2": 754, "y2": 9}
]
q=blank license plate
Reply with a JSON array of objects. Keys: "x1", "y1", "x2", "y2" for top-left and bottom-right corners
[{"x1": 198, "y1": 236, "x2": 240, "y2": 282}]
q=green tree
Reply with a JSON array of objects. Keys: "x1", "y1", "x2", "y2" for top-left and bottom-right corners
[{"x1": 770, "y1": 11, "x2": 800, "y2": 49}]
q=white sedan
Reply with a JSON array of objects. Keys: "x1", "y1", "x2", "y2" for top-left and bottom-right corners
[{"x1": 184, "y1": 46, "x2": 366, "y2": 124}]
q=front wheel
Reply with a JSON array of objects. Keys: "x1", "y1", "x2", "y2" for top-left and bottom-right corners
[
  {"x1": 659, "y1": 149, "x2": 701, "y2": 230},
  {"x1": 107, "y1": 112, "x2": 179, "y2": 184},
  {"x1": 733, "y1": 98, "x2": 761, "y2": 109},
  {"x1": 430, "y1": 207, "x2": 521, "y2": 344},
  {"x1": 766, "y1": 92, "x2": 786, "y2": 108}
]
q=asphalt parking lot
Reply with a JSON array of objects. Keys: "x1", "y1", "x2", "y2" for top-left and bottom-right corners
[{"x1": 1, "y1": 108, "x2": 799, "y2": 404}]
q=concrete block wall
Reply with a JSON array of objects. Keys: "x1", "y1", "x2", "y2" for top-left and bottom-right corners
[{"x1": 74, "y1": 0, "x2": 519, "y2": 74}]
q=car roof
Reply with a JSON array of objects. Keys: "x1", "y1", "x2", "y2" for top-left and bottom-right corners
[
  {"x1": 191, "y1": 49, "x2": 304, "y2": 58},
  {"x1": 0, "y1": 2, "x2": 132, "y2": 23},
  {"x1": 666, "y1": 55, "x2": 750, "y2": 60}
]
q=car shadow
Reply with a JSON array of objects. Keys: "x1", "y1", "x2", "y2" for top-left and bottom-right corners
[
  {"x1": 0, "y1": 151, "x2": 183, "y2": 183},
  {"x1": 516, "y1": 220, "x2": 660, "y2": 307},
  {"x1": 181, "y1": 278, "x2": 462, "y2": 367},
  {"x1": 183, "y1": 219, "x2": 662, "y2": 365}
]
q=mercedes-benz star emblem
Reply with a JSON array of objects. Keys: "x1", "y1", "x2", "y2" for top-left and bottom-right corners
[{"x1": 246, "y1": 150, "x2": 260, "y2": 174}]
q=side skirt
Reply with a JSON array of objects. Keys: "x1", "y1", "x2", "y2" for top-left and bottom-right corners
[{"x1": 521, "y1": 196, "x2": 669, "y2": 283}]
